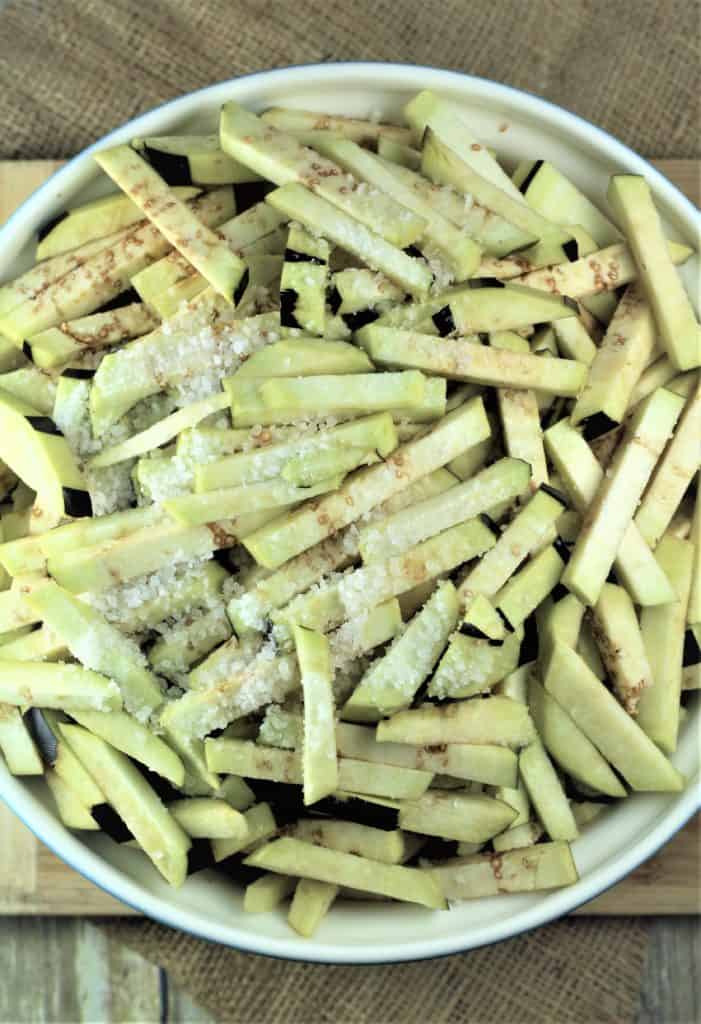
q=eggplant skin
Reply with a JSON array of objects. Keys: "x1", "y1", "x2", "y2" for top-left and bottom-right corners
[
  {"x1": 432, "y1": 305, "x2": 456, "y2": 336},
  {"x1": 97, "y1": 287, "x2": 141, "y2": 314},
  {"x1": 342, "y1": 309, "x2": 380, "y2": 332},
  {"x1": 458, "y1": 622, "x2": 503, "y2": 646},
  {"x1": 683, "y1": 628, "x2": 701, "y2": 667},
  {"x1": 279, "y1": 288, "x2": 302, "y2": 329},
  {"x1": 27, "y1": 415, "x2": 63, "y2": 436},
  {"x1": 539, "y1": 482, "x2": 570, "y2": 509},
  {"x1": 233, "y1": 267, "x2": 250, "y2": 306},
  {"x1": 62, "y1": 487, "x2": 93, "y2": 518},
  {"x1": 37, "y1": 210, "x2": 69, "y2": 242},
  {"x1": 581, "y1": 411, "x2": 618, "y2": 441},
  {"x1": 518, "y1": 615, "x2": 539, "y2": 665},
  {"x1": 142, "y1": 145, "x2": 193, "y2": 187},
  {"x1": 61, "y1": 368, "x2": 96, "y2": 380},
  {"x1": 92, "y1": 802, "x2": 133, "y2": 843},
  {"x1": 234, "y1": 181, "x2": 273, "y2": 213},
  {"x1": 326, "y1": 284, "x2": 342, "y2": 315},
  {"x1": 283, "y1": 248, "x2": 326, "y2": 265},
  {"x1": 518, "y1": 159, "x2": 544, "y2": 195},
  {"x1": 562, "y1": 238, "x2": 580, "y2": 261}
]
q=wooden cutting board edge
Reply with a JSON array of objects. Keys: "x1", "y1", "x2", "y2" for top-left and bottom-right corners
[{"x1": 0, "y1": 159, "x2": 698, "y2": 917}]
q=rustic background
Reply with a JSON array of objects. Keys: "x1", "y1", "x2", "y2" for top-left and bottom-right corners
[
  {"x1": 0, "y1": 0, "x2": 699, "y2": 160},
  {"x1": 0, "y1": 0, "x2": 699, "y2": 1021}
]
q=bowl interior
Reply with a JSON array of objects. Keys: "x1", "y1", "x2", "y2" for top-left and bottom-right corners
[{"x1": 0, "y1": 63, "x2": 699, "y2": 963}]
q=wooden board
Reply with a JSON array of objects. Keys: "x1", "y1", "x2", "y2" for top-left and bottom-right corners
[{"x1": 0, "y1": 160, "x2": 698, "y2": 919}]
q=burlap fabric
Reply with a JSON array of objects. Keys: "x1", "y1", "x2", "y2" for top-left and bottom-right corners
[
  {"x1": 0, "y1": 0, "x2": 699, "y2": 159},
  {"x1": 1, "y1": 0, "x2": 693, "y2": 1019},
  {"x1": 103, "y1": 915, "x2": 649, "y2": 1023}
]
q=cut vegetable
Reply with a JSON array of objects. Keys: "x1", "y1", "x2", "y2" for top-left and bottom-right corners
[
  {"x1": 199, "y1": 412, "x2": 393, "y2": 492},
  {"x1": 357, "y1": 324, "x2": 586, "y2": 396},
  {"x1": 293, "y1": 818, "x2": 411, "y2": 865},
  {"x1": 205, "y1": 738, "x2": 432, "y2": 800},
  {"x1": 427, "y1": 627, "x2": 522, "y2": 701},
  {"x1": 0, "y1": 703, "x2": 43, "y2": 775},
  {"x1": 428, "y1": 841, "x2": 578, "y2": 901},
  {"x1": 690, "y1": 489, "x2": 701, "y2": 626},
  {"x1": 261, "y1": 107, "x2": 413, "y2": 147},
  {"x1": 164, "y1": 475, "x2": 340, "y2": 529},
  {"x1": 69, "y1": 710, "x2": 183, "y2": 787},
  {"x1": 637, "y1": 535, "x2": 694, "y2": 753},
  {"x1": 544, "y1": 643, "x2": 684, "y2": 791},
  {"x1": 334, "y1": 722, "x2": 518, "y2": 788},
  {"x1": 519, "y1": 739, "x2": 578, "y2": 841},
  {"x1": 293, "y1": 626, "x2": 337, "y2": 806},
  {"x1": 27, "y1": 582, "x2": 163, "y2": 717},
  {"x1": 491, "y1": 332, "x2": 548, "y2": 488},
  {"x1": 266, "y1": 184, "x2": 432, "y2": 298},
  {"x1": 47, "y1": 520, "x2": 236, "y2": 595},
  {"x1": 514, "y1": 159, "x2": 619, "y2": 248},
  {"x1": 376, "y1": 697, "x2": 536, "y2": 749},
  {"x1": 243, "y1": 397, "x2": 490, "y2": 568},
  {"x1": 492, "y1": 820, "x2": 544, "y2": 853},
  {"x1": 168, "y1": 798, "x2": 249, "y2": 840},
  {"x1": 312, "y1": 135, "x2": 481, "y2": 280},
  {"x1": 61, "y1": 723, "x2": 190, "y2": 886},
  {"x1": 211, "y1": 802, "x2": 277, "y2": 863},
  {"x1": 0, "y1": 391, "x2": 91, "y2": 534},
  {"x1": 571, "y1": 284, "x2": 656, "y2": 426},
  {"x1": 342, "y1": 580, "x2": 459, "y2": 720},
  {"x1": 229, "y1": 371, "x2": 430, "y2": 427},
  {"x1": 244, "y1": 873, "x2": 295, "y2": 913},
  {"x1": 544, "y1": 418, "x2": 676, "y2": 606},
  {"x1": 221, "y1": 102, "x2": 426, "y2": 249},
  {"x1": 357, "y1": 458, "x2": 529, "y2": 563},
  {"x1": 606, "y1": 175, "x2": 700, "y2": 371},
  {"x1": 45, "y1": 769, "x2": 98, "y2": 830},
  {"x1": 89, "y1": 393, "x2": 230, "y2": 469},
  {"x1": 95, "y1": 146, "x2": 247, "y2": 304},
  {"x1": 419, "y1": 124, "x2": 567, "y2": 246},
  {"x1": 0, "y1": 190, "x2": 234, "y2": 344},
  {"x1": 24, "y1": 302, "x2": 159, "y2": 371},
  {"x1": 244, "y1": 837, "x2": 446, "y2": 909},
  {"x1": 277, "y1": 518, "x2": 495, "y2": 634},
  {"x1": 515, "y1": 239, "x2": 693, "y2": 300},
  {"x1": 561, "y1": 388, "x2": 684, "y2": 605},
  {"x1": 634, "y1": 380, "x2": 701, "y2": 548},
  {"x1": 134, "y1": 134, "x2": 259, "y2": 186},
  {"x1": 0, "y1": 661, "x2": 121, "y2": 711},
  {"x1": 399, "y1": 791, "x2": 517, "y2": 844},
  {"x1": 377, "y1": 155, "x2": 535, "y2": 257},
  {"x1": 528, "y1": 674, "x2": 626, "y2": 798},
  {"x1": 288, "y1": 878, "x2": 338, "y2": 937},
  {"x1": 591, "y1": 583, "x2": 653, "y2": 714},
  {"x1": 458, "y1": 487, "x2": 565, "y2": 607},
  {"x1": 495, "y1": 545, "x2": 566, "y2": 631},
  {"x1": 536, "y1": 593, "x2": 585, "y2": 678},
  {"x1": 35, "y1": 185, "x2": 200, "y2": 260}
]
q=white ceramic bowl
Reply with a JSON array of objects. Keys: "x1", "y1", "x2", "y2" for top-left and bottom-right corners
[{"x1": 0, "y1": 63, "x2": 699, "y2": 964}]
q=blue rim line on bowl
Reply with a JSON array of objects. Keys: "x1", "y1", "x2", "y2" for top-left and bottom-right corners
[{"x1": 0, "y1": 62, "x2": 699, "y2": 964}]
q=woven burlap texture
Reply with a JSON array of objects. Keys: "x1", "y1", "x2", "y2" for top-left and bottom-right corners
[
  {"x1": 2, "y1": 0, "x2": 687, "y2": 1019},
  {"x1": 103, "y1": 915, "x2": 649, "y2": 1024},
  {"x1": 0, "y1": 0, "x2": 699, "y2": 160}
]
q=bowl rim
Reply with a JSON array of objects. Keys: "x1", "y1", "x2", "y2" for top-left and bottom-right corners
[{"x1": 0, "y1": 60, "x2": 699, "y2": 965}]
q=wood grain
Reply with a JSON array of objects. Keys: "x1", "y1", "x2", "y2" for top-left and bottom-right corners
[
  {"x1": 636, "y1": 916, "x2": 701, "y2": 1024},
  {"x1": 0, "y1": 159, "x2": 699, "y2": 922},
  {"x1": 0, "y1": 919, "x2": 163, "y2": 1023}
]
